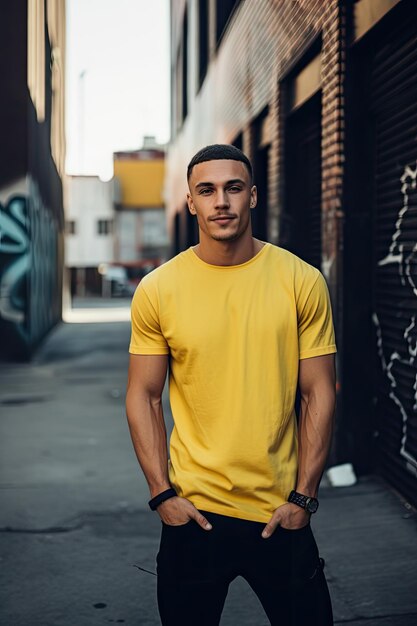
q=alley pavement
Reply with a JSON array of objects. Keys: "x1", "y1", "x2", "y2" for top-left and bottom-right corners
[{"x1": 1, "y1": 301, "x2": 416, "y2": 626}]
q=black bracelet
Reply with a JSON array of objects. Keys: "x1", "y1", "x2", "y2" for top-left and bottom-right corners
[{"x1": 148, "y1": 488, "x2": 177, "y2": 511}]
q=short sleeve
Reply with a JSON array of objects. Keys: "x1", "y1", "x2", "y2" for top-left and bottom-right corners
[
  {"x1": 298, "y1": 272, "x2": 337, "y2": 360},
  {"x1": 129, "y1": 280, "x2": 169, "y2": 355}
]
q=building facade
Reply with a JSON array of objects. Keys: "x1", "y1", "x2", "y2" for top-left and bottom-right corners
[
  {"x1": 113, "y1": 141, "x2": 169, "y2": 263},
  {"x1": 65, "y1": 176, "x2": 119, "y2": 296},
  {"x1": 167, "y1": 0, "x2": 417, "y2": 506},
  {"x1": 0, "y1": 0, "x2": 66, "y2": 360}
]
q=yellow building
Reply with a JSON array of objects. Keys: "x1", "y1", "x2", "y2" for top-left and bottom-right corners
[
  {"x1": 114, "y1": 150, "x2": 165, "y2": 208},
  {"x1": 113, "y1": 142, "x2": 169, "y2": 263}
]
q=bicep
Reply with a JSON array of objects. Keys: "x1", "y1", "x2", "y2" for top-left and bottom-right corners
[
  {"x1": 298, "y1": 353, "x2": 336, "y2": 398},
  {"x1": 127, "y1": 354, "x2": 168, "y2": 400}
]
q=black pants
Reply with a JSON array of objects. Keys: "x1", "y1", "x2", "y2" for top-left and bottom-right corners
[{"x1": 156, "y1": 511, "x2": 333, "y2": 626}]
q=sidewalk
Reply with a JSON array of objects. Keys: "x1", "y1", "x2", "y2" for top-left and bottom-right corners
[
  {"x1": 63, "y1": 296, "x2": 132, "y2": 323},
  {"x1": 0, "y1": 313, "x2": 416, "y2": 625}
]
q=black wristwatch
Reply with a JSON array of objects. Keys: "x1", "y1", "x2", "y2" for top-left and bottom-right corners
[{"x1": 288, "y1": 490, "x2": 319, "y2": 514}]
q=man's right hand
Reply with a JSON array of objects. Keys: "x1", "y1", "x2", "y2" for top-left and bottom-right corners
[{"x1": 157, "y1": 496, "x2": 212, "y2": 530}]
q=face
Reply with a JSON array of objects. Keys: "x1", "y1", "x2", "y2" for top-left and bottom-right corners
[{"x1": 187, "y1": 159, "x2": 257, "y2": 243}]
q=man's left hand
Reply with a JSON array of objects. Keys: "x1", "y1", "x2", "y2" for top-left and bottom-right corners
[{"x1": 262, "y1": 503, "x2": 310, "y2": 538}]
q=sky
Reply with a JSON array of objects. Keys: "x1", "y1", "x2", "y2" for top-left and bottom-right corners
[{"x1": 65, "y1": 0, "x2": 170, "y2": 181}]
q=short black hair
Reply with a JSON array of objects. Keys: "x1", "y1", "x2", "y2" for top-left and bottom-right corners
[{"x1": 187, "y1": 144, "x2": 253, "y2": 182}]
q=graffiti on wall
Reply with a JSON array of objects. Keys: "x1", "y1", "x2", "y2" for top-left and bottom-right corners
[
  {"x1": 0, "y1": 195, "x2": 29, "y2": 337},
  {"x1": 0, "y1": 180, "x2": 61, "y2": 358},
  {"x1": 27, "y1": 178, "x2": 60, "y2": 340},
  {"x1": 373, "y1": 162, "x2": 417, "y2": 475}
]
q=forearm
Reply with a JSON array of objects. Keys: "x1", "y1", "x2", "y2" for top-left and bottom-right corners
[
  {"x1": 296, "y1": 383, "x2": 335, "y2": 497},
  {"x1": 126, "y1": 390, "x2": 171, "y2": 497}
]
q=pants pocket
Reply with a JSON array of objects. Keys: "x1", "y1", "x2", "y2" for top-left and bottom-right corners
[
  {"x1": 289, "y1": 524, "x2": 321, "y2": 583},
  {"x1": 157, "y1": 520, "x2": 213, "y2": 582},
  {"x1": 161, "y1": 519, "x2": 193, "y2": 528}
]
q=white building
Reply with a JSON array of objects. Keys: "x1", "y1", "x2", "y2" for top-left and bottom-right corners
[{"x1": 65, "y1": 176, "x2": 120, "y2": 296}]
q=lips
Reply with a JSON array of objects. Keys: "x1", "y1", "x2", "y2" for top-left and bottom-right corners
[{"x1": 211, "y1": 216, "x2": 237, "y2": 222}]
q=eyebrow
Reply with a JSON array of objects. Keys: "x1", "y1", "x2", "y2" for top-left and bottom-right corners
[{"x1": 195, "y1": 178, "x2": 246, "y2": 189}]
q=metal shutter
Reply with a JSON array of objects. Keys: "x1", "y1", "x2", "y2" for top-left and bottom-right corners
[
  {"x1": 284, "y1": 93, "x2": 322, "y2": 269},
  {"x1": 371, "y1": 15, "x2": 417, "y2": 504}
]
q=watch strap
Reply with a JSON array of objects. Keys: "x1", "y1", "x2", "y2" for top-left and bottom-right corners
[
  {"x1": 148, "y1": 488, "x2": 177, "y2": 511},
  {"x1": 288, "y1": 490, "x2": 319, "y2": 513}
]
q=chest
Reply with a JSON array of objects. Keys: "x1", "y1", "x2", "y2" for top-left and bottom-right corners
[{"x1": 160, "y1": 277, "x2": 297, "y2": 361}]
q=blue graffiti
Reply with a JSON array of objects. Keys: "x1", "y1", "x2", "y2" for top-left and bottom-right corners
[
  {"x1": 0, "y1": 196, "x2": 30, "y2": 334},
  {"x1": 0, "y1": 181, "x2": 61, "y2": 359}
]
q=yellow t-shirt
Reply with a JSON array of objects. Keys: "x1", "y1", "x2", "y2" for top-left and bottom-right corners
[{"x1": 129, "y1": 243, "x2": 336, "y2": 523}]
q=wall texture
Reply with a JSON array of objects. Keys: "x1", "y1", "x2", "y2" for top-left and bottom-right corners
[{"x1": 0, "y1": 0, "x2": 65, "y2": 360}]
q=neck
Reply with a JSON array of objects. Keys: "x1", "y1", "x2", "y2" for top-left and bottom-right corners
[{"x1": 193, "y1": 232, "x2": 264, "y2": 266}]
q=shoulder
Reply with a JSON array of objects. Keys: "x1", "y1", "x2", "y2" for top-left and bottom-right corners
[
  {"x1": 139, "y1": 249, "x2": 191, "y2": 292},
  {"x1": 265, "y1": 244, "x2": 320, "y2": 286}
]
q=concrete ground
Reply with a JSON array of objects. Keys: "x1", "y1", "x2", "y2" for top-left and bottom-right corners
[{"x1": 1, "y1": 302, "x2": 416, "y2": 626}]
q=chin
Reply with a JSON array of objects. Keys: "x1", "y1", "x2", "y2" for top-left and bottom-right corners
[{"x1": 211, "y1": 232, "x2": 241, "y2": 242}]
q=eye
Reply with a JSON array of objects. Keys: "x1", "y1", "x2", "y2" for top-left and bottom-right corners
[
  {"x1": 199, "y1": 188, "x2": 213, "y2": 195},
  {"x1": 227, "y1": 186, "x2": 242, "y2": 193}
]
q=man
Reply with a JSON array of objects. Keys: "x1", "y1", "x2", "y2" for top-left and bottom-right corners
[{"x1": 126, "y1": 144, "x2": 336, "y2": 626}]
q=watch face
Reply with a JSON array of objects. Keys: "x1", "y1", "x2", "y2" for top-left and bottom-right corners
[{"x1": 306, "y1": 498, "x2": 319, "y2": 513}]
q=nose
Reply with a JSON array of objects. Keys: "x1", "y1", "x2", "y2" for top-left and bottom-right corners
[{"x1": 215, "y1": 189, "x2": 229, "y2": 209}]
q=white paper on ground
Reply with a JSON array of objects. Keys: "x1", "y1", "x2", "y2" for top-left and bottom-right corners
[{"x1": 326, "y1": 463, "x2": 357, "y2": 487}]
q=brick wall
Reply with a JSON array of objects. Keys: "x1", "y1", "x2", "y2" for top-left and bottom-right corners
[{"x1": 167, "y1": 0, "x2": 346, "y2": 304}]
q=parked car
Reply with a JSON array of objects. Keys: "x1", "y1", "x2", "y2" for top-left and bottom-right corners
[{"x1": 99, "y1": 259, "x2": 162, "y2": 297}]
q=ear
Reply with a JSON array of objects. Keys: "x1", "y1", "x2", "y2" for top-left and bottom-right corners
[
  {"x1": 187, "y1": 192, "x2": 196, "y2": 215},
  {"x1": 250, "y1": 185, "x2": 257, "y2": 209}
]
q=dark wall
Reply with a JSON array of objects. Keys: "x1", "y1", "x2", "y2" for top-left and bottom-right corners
[
  {"x1": 0, "y1": 0, "x2": 64, "y2": 361},
  {"x1": 0, "y1": 0, "x2": 28, "y2": 187},
  {"x1": 343, "y1": 0, "x2": 417, "y2": 507}
]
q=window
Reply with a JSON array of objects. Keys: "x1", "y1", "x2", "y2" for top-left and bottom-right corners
[
  {"x1": 173, "y1": 6, "x2": 189, "y2": 134},
  {"x1": 97, "y1": 219, "x2": 113, "y2": 235},
  {"x1": 141, "y1": 210, "x2": 168, "y2": 247},
  {"x1": 175, "y1": 49, "x2": 182, "y2": 132},
  {"x1": 232, "y1": 132, "x2": 243, "y2": 151},
  {"x1": 175, "y1": 7, "x2": 188, "y2": 131},
  {"x1": 198, "y1": 0, "x2": 209, "y2": 90},
  {"x1": 251, "y1": 108, "x2": 271, "y2": 242},
  {"x1": 66, "y1": 220, "x2": 76, "y2": 235},
  {"x1": 216, "y1": 0, "x2": 240, "y2": 45},
  {"x1": 182, "y1": 8, "x2": 188, "y2": 123}
]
